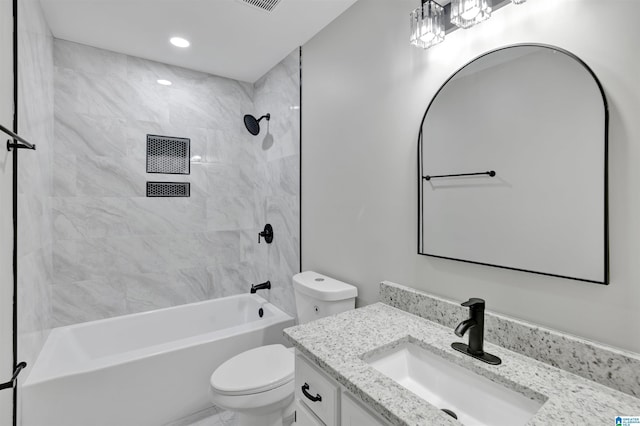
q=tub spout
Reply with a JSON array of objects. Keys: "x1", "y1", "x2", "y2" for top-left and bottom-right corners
[{"x1": 250, "y1": 280, "x2": 271, "y2": 294}]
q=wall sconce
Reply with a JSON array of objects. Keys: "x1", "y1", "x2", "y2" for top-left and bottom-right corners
[
  {"x1": 410, "y1": 0, "x2": 526, "y2": 50},
  {"x1": 410, "y1": 0, "x2": 445, "y2": 49}
]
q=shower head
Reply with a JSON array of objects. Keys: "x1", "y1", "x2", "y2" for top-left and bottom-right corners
[{"x1": 243, "y1": 113, "x2": 270, "y2": 136}]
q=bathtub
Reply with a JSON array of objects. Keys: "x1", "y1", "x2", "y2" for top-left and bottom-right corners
[{"x1": 21, "y1": 294, "x2": 295, "y2": 426}]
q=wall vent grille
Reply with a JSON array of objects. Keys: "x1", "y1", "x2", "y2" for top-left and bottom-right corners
[
  {"x1": 146, "y1": 182, "x2": 190, "y2": 197},
  {"x1": 238, "y1": 0, "x2": 281, "y2": 12},
  {"x1": 146, "y1": 134, "x2": 190, "y2": 175}
]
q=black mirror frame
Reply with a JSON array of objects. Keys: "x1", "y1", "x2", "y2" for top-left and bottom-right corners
[{"x1": 417, "y1": 43, "x2": 609, "y2": 284}]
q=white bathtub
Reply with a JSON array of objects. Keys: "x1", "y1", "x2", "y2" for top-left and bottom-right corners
[{"x1": 21, "y1": 294, "x2": 295, "y2": 426}]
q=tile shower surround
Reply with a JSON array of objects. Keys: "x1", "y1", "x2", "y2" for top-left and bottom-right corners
[
  {"x1": 17, "y1": 0, "x2": 55, "y2": 380},
  {"x1": 49, "y1": 40, "x2": 300, "y2": 326}
]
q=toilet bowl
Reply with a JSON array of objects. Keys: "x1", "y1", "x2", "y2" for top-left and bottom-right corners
[
  {"x1": 210, "y1": 345, "x2": 295, "y2": 426},
  {"x1": 209, "y1": 271, "x2": 357, "y2": 426}
]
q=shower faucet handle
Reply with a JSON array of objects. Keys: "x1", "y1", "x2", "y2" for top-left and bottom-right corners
[{"x1": 258, "y1": 224, "x2": 274, "y2": 244}]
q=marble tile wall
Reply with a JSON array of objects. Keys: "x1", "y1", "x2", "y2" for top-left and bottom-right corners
[
  {"x1": 17, "y1": 0, "x2": 54, "y2": 381},
  {"x1": 252, "y1": 49, "x2": 300, "y2": 316},
  {"x1": 51, "y1": 40, "x2": 300, "y2": 325}
]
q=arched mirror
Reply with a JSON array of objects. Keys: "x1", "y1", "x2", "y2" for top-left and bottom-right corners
[{"x1": 418, "y1": 44, "x2": 608, "y2": 284}]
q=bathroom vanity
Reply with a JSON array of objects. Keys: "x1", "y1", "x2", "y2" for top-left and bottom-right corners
[{"x1": 284, "y1": 282, "x2": 640, "y2": 425}]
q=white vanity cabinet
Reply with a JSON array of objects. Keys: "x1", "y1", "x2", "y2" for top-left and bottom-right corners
[
  {"x1": 294, "y1": 353, "x2": 388, "y2": 426},
  {"x1": 294, "y1": 399, "x2": 325, "y2": 426},
  {"x1": 340, "y1": 391, "x2": 388, "y2": 426}
]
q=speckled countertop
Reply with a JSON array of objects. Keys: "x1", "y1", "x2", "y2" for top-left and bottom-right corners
[{"x1": 284, "y1": 303, "x2": 640, "y2": 425}]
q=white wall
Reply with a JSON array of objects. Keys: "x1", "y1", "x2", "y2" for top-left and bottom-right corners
[
  {"x1": 0, "y1": 0, "x2": 13, "y2": 422},
  {"x1": 302, "y1": 0, "x2": 640, "y2": 353}
]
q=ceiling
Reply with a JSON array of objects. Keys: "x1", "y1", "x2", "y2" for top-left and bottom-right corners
[{"x1": 40, "y1": 0, "x2": 358, "y2": 83}]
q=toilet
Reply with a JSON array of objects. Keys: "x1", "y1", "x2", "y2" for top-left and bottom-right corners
[{"x1": 209, "y1": 271, "x2": 357, "y2": 426}]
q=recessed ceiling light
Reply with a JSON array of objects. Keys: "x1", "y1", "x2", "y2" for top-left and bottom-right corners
[
  {"x1": 157, "y1": 79, "x2": 172, "y2": 86},
  {"x1": 170, "y1": 37, "x2": 190, "y2": 48}
]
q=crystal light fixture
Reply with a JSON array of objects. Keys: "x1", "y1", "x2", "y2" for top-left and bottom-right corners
[
  {"x1": 450, "y1": 0, "x2": 492, "y2": 29},
  {"x1": 410, "y1": 0, "x2": 445, "y2": 49}
]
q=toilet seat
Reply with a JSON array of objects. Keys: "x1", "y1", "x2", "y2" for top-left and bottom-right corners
[{"x1": 210, "y1": 344, "x2": 294, "y2": 396}]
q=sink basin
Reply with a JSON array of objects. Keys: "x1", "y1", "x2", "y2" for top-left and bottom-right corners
[{"x1": 366, "y1": 342, "x2": 544, "y2": 426}]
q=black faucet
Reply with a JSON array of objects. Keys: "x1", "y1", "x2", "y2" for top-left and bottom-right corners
[
  {"x1": 451, "y1": 298, "x2": 501, "y2": 365},
  {"x1": 250, "y1": 280, "x2": 271, "y2": 294}
]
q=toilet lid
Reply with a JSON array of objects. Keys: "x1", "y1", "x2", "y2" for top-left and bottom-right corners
[{"x1": 210, "y1": 344, "x2": 294, "y2": 396}]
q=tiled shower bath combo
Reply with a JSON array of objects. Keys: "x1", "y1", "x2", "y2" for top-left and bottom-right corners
[{"x1": 16, "y1": 2, "x2": 300, "y2": 422}]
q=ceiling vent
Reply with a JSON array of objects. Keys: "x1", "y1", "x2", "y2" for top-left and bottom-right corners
[{"x1": 238, "y1": 0, "x2": 281, "y2": 12}]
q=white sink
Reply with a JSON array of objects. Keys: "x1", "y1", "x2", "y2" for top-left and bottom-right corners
[{"x1": 366, "y1": 342, "x2": 544, "y2": 426}]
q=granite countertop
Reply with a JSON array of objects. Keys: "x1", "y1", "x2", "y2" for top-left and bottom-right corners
[{"x1": 284, "y1": 303, "x2": 640, "y2": 425}]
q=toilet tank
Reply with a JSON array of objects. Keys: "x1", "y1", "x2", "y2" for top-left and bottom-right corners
[{"x1": 293, "y1": 271, "x2": 357, "y2": 324}]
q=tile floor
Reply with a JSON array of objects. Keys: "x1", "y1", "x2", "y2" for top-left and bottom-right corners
[{"x1": 164, "y1": 406, "x2": 237, "y2": 426}]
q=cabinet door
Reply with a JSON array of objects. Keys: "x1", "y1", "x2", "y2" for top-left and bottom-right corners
[
  {"x1": 341, "y1": 392, "x2": 388, "y2": 426},
  {"x1": 295, "y1": 399, "x2": 325, "y2": 426},
  {"x1": 295, "y1": 354, "x2": 339, "y2": 426}
]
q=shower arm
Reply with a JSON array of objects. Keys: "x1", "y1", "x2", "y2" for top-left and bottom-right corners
[{"x1": 1, "y1": 123, "x2": 37, "y2": 151}]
